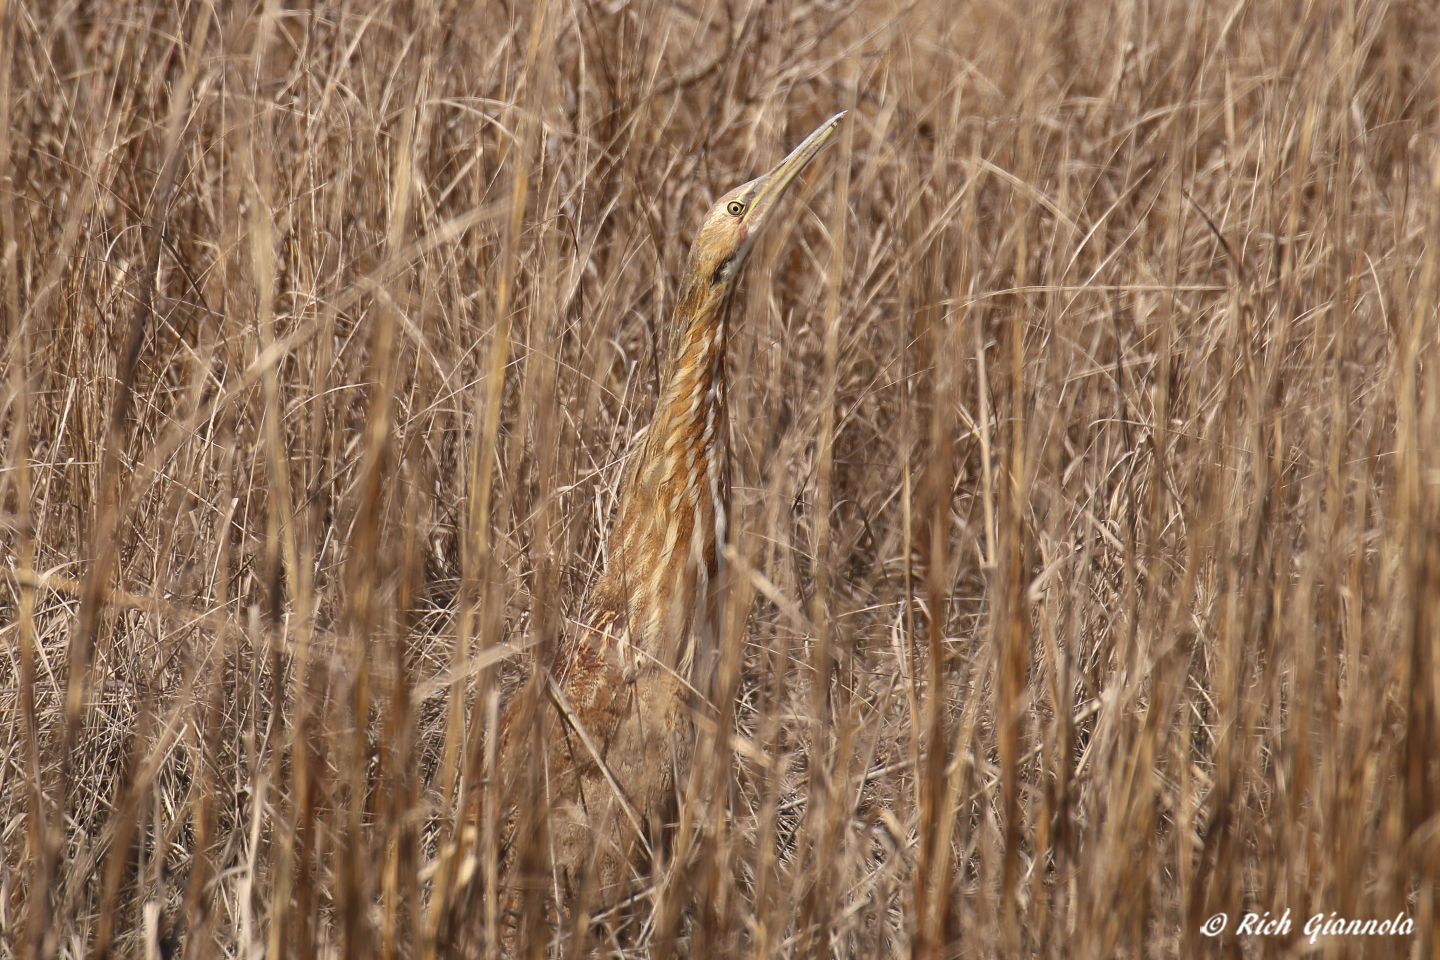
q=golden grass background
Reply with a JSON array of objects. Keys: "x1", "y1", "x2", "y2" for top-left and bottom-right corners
[{"x1": 3, "y1": 0, "x2": 1439, "y2": 956}]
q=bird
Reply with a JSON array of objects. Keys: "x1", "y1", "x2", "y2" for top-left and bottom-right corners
[{"x1": 498, "y1": 111, "x2": 847, "y2": 922}]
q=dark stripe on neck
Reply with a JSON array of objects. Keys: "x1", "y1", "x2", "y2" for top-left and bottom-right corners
[{"x1": 710, "y1": 255, "x2": 735, "y2": 287}]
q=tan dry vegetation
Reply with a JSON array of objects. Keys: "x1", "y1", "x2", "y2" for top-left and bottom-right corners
[{"x1": 3, "y1": 0, "x2": 1439, "y2": 957}]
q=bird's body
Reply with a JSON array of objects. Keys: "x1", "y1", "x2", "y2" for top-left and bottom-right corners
[{"x1": 498, "y1": 112, "x2": 845, "y2": 915}]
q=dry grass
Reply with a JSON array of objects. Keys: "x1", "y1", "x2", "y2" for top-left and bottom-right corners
[{"x1": 3, "y1": 0, "x2": 1440, "y2": 956}]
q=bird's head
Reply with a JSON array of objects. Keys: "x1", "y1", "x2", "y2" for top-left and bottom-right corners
[{"x1": 675, "y1": 112, "x2": 846, "y2": 318}]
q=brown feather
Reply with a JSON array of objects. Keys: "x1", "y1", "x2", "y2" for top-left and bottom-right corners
[{"x1": 495, "y1": 112, "x2": 845, "y2": 924}]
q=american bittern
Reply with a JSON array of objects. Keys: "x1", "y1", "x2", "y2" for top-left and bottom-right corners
[{"x1": 501, "y1": 112, "x2": 846, "y2": 911}]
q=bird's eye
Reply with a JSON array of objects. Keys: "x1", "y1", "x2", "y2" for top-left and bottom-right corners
[{"x1": 726, "y1": 200, "x2": 746, "y2": 216}]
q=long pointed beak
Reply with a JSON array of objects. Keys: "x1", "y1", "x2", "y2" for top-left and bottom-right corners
[{"x1": 743, "y1": 111, "x2": 846, "y2": 229}]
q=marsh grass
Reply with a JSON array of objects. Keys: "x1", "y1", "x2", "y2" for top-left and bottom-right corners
[{"x1": 3, "y1": 0, "x2": 1439, "y2": 956}]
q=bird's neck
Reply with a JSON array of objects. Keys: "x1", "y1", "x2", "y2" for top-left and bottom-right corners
[{"x1": 594, "y1": 284, "x2": 733, "y2": 670}]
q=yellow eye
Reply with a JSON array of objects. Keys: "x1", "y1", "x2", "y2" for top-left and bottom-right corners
[{"x1": 726, "y1": 199, "x2": 746, "y2": 216}]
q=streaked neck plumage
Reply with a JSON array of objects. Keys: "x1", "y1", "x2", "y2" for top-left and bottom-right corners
[
  {"x1": 593, "y1": 273, "x2": 733, "y2": 680},
  {"x1": 574, "y1": 112, "x2": 846, "y2": 687}
]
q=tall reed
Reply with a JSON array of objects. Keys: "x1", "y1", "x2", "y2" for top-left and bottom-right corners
[{"x1": 2, "y1": 1, "x2": 1436, "y2": 956}]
